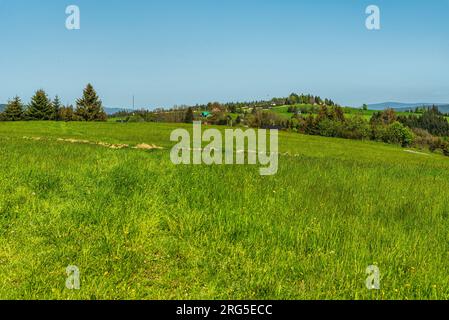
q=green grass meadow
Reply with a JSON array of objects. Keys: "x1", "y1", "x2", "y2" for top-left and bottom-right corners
[{"x1": 1, "y1": 121, "x2": 449, "y2": 299}]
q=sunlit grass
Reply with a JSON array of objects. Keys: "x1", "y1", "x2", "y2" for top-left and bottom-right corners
[{"x1": 1, "y1": 121, "x2": 449, "y2": 299}]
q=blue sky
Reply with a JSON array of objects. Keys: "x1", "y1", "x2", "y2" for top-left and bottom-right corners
[{"x1": 0, "y1": 0, "x2": 448, "y2": 108}]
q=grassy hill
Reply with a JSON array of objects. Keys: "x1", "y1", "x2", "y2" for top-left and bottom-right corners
[{"x1": 1, "y1": 121, "x2": 449, "y2": 299}]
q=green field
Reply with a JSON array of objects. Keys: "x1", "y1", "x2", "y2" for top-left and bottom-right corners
[{"x1": 1, "y1": 121, "x2": 449, "y2": 300}]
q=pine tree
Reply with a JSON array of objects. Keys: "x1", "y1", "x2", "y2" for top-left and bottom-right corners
[
  {"x1": 75, "y1": 84, "x2": 107, "y2": 121},
  {"x1": 27, "y1": 89, "x2": 52, "y2": 120},
  {"x1": 4, "y1": 96, "x2": 24, "y2": 121},
  {"x1": 52, "y1": 95, "x2": 62, "y2": 120}
]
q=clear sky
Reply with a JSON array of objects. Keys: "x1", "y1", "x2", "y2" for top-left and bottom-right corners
[{"x1": 0, "y1": 0, "x2": 448, "y2": 108}]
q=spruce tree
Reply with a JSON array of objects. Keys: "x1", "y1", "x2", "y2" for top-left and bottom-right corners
[
  {"x1": 4, "y1": 96, "x2": 24, "y2": 121},
  {"x1": 52, "y1": 95, "x2": 62, "y2": 120},
  {"x1": 27, "y1": 89, "x2": 52, "y2": 120},
  {"x1": 75, "y1": 84, "x2": 107, "y2": 121}
]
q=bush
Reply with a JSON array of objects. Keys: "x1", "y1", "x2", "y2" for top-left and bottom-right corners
[
  {"x1": 342, "y1": 116, "x2": 371, "y2": 140},
  {"x1": 383, "y1": 122, "x2": 414, "y2": 147},
  {"x1": 303, "y1": 115, "x2": 317, "y2": 135},
  {"x1": 245, "y1": 111, "x2": 284, "y2": 128},
  {"x1": 370, "y1": 108, "x2": 397, "y2": 125},
  {"x1": 293, "y1": 117, "x2": 307, "y2": 133},
  {"x1": 371, "y1": 124, "x2": 388, "y2": 142},
  {"x1": 411, "y1": 128, "x2": 438, "y2": 149},
  {"x1": 316, "y1": 119, "x2": 343, "y2": 137},
  {"x1": 429, "y1": 140, "x2": 448, "y2": 155}
]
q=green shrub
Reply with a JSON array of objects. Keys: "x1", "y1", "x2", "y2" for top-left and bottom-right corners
[
  {"x1": 370, "y1": 108, "x2": 397, "y2": 125},
  {"x1": 371, "y1": 124, "x2": 387, "y2": 142},
  {"x1": 411, "y1": 128, "x2": 438, "y2": 149},
  {"x1": 342, "y1": 116, "x2": 371, "y2": 140},
  {"x1": 317, "y1": 119, "x2": 343, "y2": 137},
  {"x1": 384, "y1": 122, "x2": 414, "y2": 147}
]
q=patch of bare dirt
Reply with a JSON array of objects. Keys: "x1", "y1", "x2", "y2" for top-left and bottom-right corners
[
  {"x1": 133, "y1": 143, "x2": 164, "y2": 150},
  {"x1": 23, "y1": 136, "x2": 162, "y2": 151}
]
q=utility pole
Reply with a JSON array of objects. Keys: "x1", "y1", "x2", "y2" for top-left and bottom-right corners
[{"x1": 132, "y1": 95, "x2": 135, "y2": 109}]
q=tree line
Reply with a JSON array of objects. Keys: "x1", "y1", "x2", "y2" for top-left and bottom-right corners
[
  {"x1": 111, "y1": 92, "x2": 340, "y2": 123},
  {"x1": 396, "y1": 106, "x2": 449, "y2": 136},
  {"x1": 285, "y1": 93, "x2": 337, "y2": 107},
  {"x1": 0, "y1": 84, "x2": 107, "y2": 122},
  {"x1": 287, "y1": 106, "x2": 449, "y2": 156}
]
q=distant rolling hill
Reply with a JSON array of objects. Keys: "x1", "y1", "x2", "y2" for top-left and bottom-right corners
[
  {"x1": 368, "y1": 102, "x2": 449, "y2": 112},
  {"x1": 394, "y1": 105, "x2": 449, "y2": 113},
  {"x1": 0, "y1": 104, "x2": 5, "y2": 112}
]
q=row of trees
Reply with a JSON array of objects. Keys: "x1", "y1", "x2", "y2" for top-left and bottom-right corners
[
  {"x1": 131, "y1": 93, "x2": 339, "y2": 116},
  {"x1": 289, "y1": 106, "x2": 414, "y2": 147},
  {"x1": 397, "y1": 106, "x2": 449, "y2": 136},
  {"x1": 0, "y1": 84, "x2": 107, "y2": 122},
  {"x1": 291, "y1": 106, "x2": 449, "y2": 155},
  {"x1": 211, "y1": 106, "x2": 447, "y2": 154},
  {"x1": 286, "y1": 93, "x2": 337, "y2": 106}
]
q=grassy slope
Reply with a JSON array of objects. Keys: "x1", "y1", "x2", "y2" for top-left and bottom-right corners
[{"x1": 1, "y1": 121, "x2": 449, "y2": 300}]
